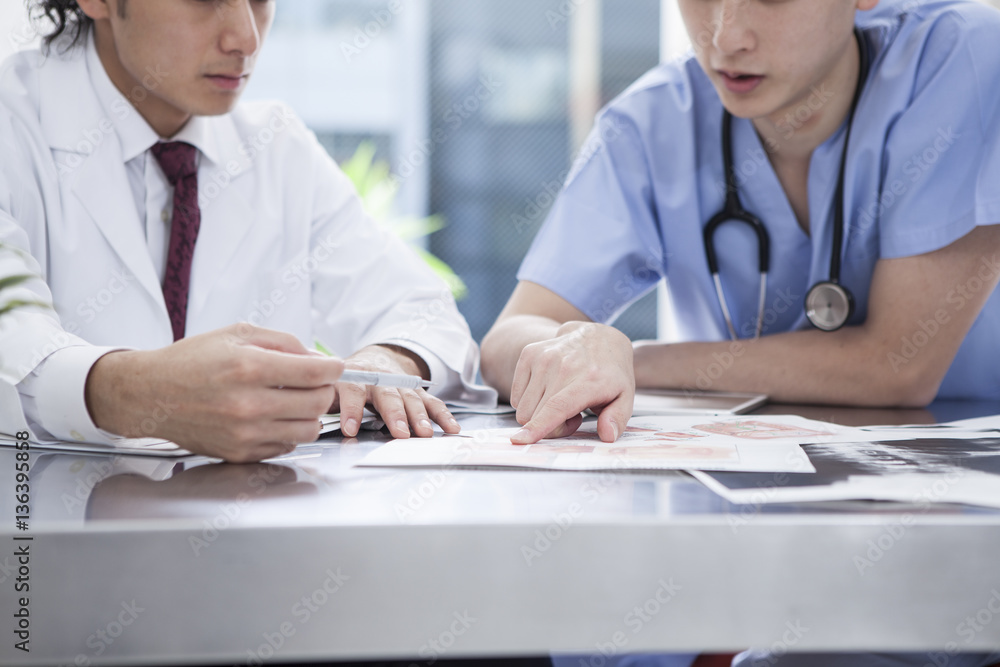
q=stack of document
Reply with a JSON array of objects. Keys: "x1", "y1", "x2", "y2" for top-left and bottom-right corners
[
  {"x1": 358, "y1": 413, "x2": 1000, "y2": 510},
  {"x1": 692, "y1": 415, "x2": 1000, "y2": 509},
  {"x1": 357, "y1": 414, "x2": 863, "y2": 473}
]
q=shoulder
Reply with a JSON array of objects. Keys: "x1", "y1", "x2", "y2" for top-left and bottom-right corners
[
  {"x1": 861, "y1": 1, "x2": 1000, "y2": 133},
  {"x1": 864, "y1": 1, "x2": 1000, "y2": 85},
  {"x1": 0, "y1": 49, "x2": 60, "y2": 178},
  {"x1": 228, "y1": 99, "x2": 318, "y2": 155},
  {"x1": 224, "y1": 99, "x2": 358, "y2": 211},
  {"x1": 225, "y1": 98, "x2": 344, "y2": 180},
  {"x1": 598, "y1": 55, "x2": 713, "y2": 130},
  {"x1": 0, "y1": 49, "x2": 48, "y2": 122}
]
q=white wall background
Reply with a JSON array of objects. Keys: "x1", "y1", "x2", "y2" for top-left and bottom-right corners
[{"x1": 0, "y1": 1, "x2": 40, "y2": 63}]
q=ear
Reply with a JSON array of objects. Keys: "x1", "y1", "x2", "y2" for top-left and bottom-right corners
[
  {"x1": 75, "y1": 0, "x2": 112, "y2": 21},
  {"x1": 857, "y1": 0, "x2": 879, "y2": 11}
]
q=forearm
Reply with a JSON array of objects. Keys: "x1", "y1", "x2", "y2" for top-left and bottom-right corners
[
  {"x1": 633, "y1": 326, "x2": 939, "y2": 408},
  {"x1": 481, "y1": 314, "x2": 564, "y2": 401}
]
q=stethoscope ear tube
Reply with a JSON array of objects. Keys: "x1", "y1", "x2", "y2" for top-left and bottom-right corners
[{"x1": 705, "y1": 28, "x2": 870, "y2": 340}]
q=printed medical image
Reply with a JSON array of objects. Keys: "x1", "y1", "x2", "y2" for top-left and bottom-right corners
[
  {"x1": 618, "y1": 426, "x2": 708, "y2": 442},
  {"x1": 704, "y1": 438, "x2": 1000, "y2": 492},
  {"x1": 596, "y1": 444, "x2": 740, "y2": 462},
  {"x1": 693, "y1": 419, "x2": 833, "y2": 440}
]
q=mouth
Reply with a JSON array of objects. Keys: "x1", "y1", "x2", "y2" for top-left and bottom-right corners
[
  {"x1": 205, "y1": 73, "x2": 250, "y2": 91},
  {"x1": 716, "y1": 70, "x2": 764, "y2": 94}
]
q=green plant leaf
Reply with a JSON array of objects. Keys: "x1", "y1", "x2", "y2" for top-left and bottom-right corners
[
  {"x1": 341, "y1": 143, "x2": 468, "y2": 301},
  {"x1": 0, "y1": 274, "x2": 37, "y2": 292},
  {"x1": 383, "y1": 215, "x2": 446, "y2": 242},
  {"x1": 417, "y1": 249, "x2": 468, "y2": 301},
  {"x1": 0, "y1": 299, "x2": 51, "y2": 317}
]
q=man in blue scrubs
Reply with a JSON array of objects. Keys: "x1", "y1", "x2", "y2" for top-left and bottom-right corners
[{"x1": 482, "y1": 0, "x2": 1000, "y2": 665}]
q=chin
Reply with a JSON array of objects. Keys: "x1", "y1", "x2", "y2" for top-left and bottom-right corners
[
  {"x1": 195, "y1": 97, "x2": 243, "y2": 117},
  {"x1": 717, "y1": 93, "x2": 777, "y2": 121}
]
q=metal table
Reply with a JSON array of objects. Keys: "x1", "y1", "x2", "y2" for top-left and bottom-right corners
[{"x1": 3, "y1": 401, "x2": 1000, "y2": 666}]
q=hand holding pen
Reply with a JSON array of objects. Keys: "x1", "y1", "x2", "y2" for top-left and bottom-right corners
[{"x1": 316, "y1": 341, "x2": 458, "y2": 439}]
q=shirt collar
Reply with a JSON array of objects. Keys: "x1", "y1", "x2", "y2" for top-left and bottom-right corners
[{"x1": 85, "y1": 32, "x2": 226, "y2": 166}]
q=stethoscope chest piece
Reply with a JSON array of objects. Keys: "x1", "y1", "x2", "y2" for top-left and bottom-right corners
[{"x1": 805, "y1": 281, "x2": 854, "y2": 332}]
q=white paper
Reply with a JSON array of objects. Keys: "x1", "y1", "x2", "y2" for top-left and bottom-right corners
[{"x1": 355, "y1": 415, "x2": 856, "y2": 473}]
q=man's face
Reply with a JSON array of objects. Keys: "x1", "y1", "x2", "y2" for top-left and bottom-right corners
[
  {"x1": 88, "y1": 0, "x2": 275, "y2": 127},
  {"x1": 677, "y1": 0, "x2": 864, "y2": 122}
]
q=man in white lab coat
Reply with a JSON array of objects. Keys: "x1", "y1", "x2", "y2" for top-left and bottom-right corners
[{"x1": 0, "y1": 0, "x2": 494, "y2": 462}]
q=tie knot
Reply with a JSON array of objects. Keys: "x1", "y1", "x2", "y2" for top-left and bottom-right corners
[{"x1": 151, "y1": 141, "x2": 198, "y2": 185}]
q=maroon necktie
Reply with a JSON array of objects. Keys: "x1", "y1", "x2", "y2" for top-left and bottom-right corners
[{"x1": 151, "y1": 141, "x2": 200, "y2": 341}]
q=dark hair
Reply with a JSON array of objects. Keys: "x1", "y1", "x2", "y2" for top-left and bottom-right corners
[{"x1": 27, "y1": 0, "x2": 126, "y2": 52}]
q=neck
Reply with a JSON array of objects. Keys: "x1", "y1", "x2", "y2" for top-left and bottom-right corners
[
  {"x1": 92, "y1": 23, "x2": 191, "y2": 138},
  {"x1": 753, "y1": 35, "x2": 860, "y2": 162}
]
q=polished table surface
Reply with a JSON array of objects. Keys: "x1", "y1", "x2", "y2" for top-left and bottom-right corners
[{"x1": 3, "y1": 401, "x2": 1000, "y2": 666}]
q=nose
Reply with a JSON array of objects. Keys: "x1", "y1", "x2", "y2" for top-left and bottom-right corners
[
  {"x1": 711, "y1": 0, "x2": 755, "y2": 56},
  {"x1": 218, "y1": 0, "x2": 262, "y2": 58}
]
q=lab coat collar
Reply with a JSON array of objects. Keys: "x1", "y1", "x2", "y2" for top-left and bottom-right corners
[
  {"x1": 37, "y1": 36, "x2": 168, "y2": 321},
  {"x1": 84, "y1": 33, "x2": 158, "y2": 164}
]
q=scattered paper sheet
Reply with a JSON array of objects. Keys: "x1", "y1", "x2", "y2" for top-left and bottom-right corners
[
  {"x1": 691, "y1": 435, "x2": 1000, "y2": 509},
  {"x1": 353, "y1": 415, "x2": 867, "y2": 473}
]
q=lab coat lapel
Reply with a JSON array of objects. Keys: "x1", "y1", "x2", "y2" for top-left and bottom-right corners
[
  {"x1": 71, "y1": 145, "x2": 166, "y2": 313},
  {"x1": 37, "y1": 46, "x2": 167, "y2": 315}
]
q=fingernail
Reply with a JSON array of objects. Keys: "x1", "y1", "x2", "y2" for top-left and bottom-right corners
[
  {"x1": 396, "y1": 420, "x2": 410, "y2": 433},
  {"x1": 344, "y1": 418, "x2": 358, "y2": 435},
  {"x1": 513, "y1": 428, "x2": 530, "y2": 442},
  {"x1": 448, "y1": 417, "x2": 459, "y2": 427},
  {"x1": 611, "y1": 423, "x2": 619, "y2": 441},
  {"x1": 419, "y1": 419, "x2": 432, "y2": 431}
]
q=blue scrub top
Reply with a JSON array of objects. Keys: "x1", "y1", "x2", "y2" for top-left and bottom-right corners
[{"x1": 518, "y1": 0, "x2": 1000, "y2": 401}]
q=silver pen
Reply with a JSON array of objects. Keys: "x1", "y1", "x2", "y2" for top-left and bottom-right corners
[{"x1": 337, "y1": 369, "x2": 433, "y2": 390}]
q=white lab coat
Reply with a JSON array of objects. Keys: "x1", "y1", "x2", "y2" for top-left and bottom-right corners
[{"x1": 0, "y1": 39, "x2": 494, "y2": 443}]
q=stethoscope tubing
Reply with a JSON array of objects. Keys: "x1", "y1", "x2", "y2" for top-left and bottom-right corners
[{"x1": 704, "y1": 29, "x2": 871, "y2": 340}]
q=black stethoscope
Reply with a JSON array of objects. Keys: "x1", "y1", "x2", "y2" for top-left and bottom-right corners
[{"x1": 703, "y1": 29, "x2": 871, "y2": 339}]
